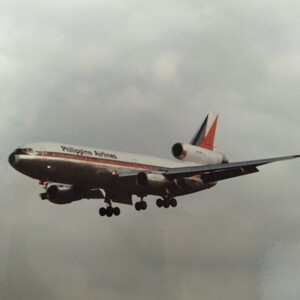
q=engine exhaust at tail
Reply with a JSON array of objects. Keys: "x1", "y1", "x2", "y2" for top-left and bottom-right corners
[{"x1": 172, "y1": 113, "x2": 228, "y2": 164}]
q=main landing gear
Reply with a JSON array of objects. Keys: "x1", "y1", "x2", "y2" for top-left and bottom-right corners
[
  {"x1": 99, "y1": 196, "x2": 121, "y2": 217},
  {"x1": 99, "y1": 205, "x2": 120, "y2": 217},
  {"x1": 99, "y1": 197, "x2": 178, "y2": 217},
  {"x1": 156, "y1": 198, "x2": 177, "y2": 208},
  {"x1": 135, "y1": 197, "x2": 178, "y2": 211},
  {"x1": 135, "y1": 199, "x2": 147, "y2": 211}
]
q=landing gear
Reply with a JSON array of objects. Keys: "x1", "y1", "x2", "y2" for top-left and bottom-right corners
[
  {"x1": 156, "y1": 198, "x2": 177, "y2": 208},
  {"x1": 39, "y1": 181, "x2": 49, "y2": 200},
  {"x1": 99, "y1": 196, "x2": 121, "y2": 217},
  {"x1": 135, "y1": 199, "x2": 147, "y2": 211},
  {"x1": 99, "y1": 195, "x2": 177, "y2": 217},
  {"x1": 40, "y1": 192, "x2": 48, "y2": 200},
  {"x1": 99, "y1": 205, "x2": 121, "y2": 217}
]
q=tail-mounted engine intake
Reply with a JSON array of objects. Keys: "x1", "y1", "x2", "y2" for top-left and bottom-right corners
[
  {"x1": 46, "y1": 185, "x2": 103, "y2": 205},
  {"x1": 172, "y1": 143, "x2": 228, "y2": 164}
]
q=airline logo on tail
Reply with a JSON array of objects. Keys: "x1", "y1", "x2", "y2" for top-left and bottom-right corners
[{"x1": 190, "y1": 113, "x2": 219, "y2": 150}]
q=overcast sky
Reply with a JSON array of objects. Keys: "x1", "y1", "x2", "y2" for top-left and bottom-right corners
[{"x1": 1, "y1": 0, "x2": 300, "y2": 299}]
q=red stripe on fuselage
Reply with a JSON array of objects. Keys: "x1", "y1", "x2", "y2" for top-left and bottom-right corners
[{"x1": 36, "y1": 152, "x2": 165, "y2": 171}]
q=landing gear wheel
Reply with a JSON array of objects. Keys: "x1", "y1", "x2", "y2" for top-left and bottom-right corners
[
  {"x1": 156, "y1": 198, "x2": 163, "y2": 208},
  {"x1": 113, "y1": 207, "x2": 121, "y2": 216},
  {"x1": 106, "y1": 206, "x2": 113, "y2": 217},
  {"x1": 135, "y1": 200, "x2": 147, "y2": 211},
  {"x1": 141, "y1": 201, "x2": 147, "y2": 210},
  {"x1": 40, "y1": 192, "x2": 48, "y2": 200},
  {"x1": 170, "y1": 198, "x2": 177, "y2": 207},
  {"x1": 99, "y1": 207, "x2": 106, "y2": 216},
  {"x1": 135, "y1": 202, "x2": 141, "y2": 211},
  {"x1": 163, "y1": 198, "x2": 170, "y2": 208}
]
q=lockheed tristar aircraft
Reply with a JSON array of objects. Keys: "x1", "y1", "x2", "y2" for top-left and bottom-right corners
[{"x1": 9, "y1": 113, "x2": 299, "y2": 217}]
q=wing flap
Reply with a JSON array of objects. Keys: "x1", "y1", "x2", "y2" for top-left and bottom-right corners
[{"x1": 201, "y1": 165, "x2": 259, "y2": 183}]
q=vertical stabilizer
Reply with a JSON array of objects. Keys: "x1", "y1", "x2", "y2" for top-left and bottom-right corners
[{"x1": 190, "y1": 113, "x2": 219, "y2": 150}]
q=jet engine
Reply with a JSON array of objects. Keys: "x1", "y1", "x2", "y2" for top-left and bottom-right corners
[
  {"x1": 172, "y1": 143, "x2": 228, "y2": 164},
  {"x1": 46, "y1": 185, "x2": 103, "y2": 205},
  {"x1": 136, "y1": 172, "x2": 170, "y2": 195}
]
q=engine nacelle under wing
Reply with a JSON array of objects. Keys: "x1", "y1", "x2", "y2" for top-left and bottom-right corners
[
  {"x1": 172, "y1": 143, "x2": 227, "y2": 165},
  {"x1": 46, "y1": 185, "x2": 103, "y2": 205},
  {"x1": 136, "y1": 172, "x2": 171, "y2": 196}
]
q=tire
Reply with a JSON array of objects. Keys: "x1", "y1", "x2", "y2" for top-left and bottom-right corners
[
  {"x1": 141, "y1": 201, "x2": 147, "y2": 210},
  {"x1": 113, "y1": 207, "x2": 121, "y2": 216},
  {"x1": 156, "y1": 198, "x2": 163, "y2": 208},
  {"x1": 106, "y1": 206, "x2": 113, "y2": 217},
  {"x1": 40, "y1": 193, "x2": 48, "y2": 200},
  {"x1": 170, "y1": 198, "x2": 177, "y2": 207},
  {"x1": 99, "y1": 207, "x2": 106, "y2": 216},
  {"x1": 135, "y1": 202, "x2": 141, "y2": 211},
  {"x1": 163, "y1": 199, "x2": 170, "y2": 208}
]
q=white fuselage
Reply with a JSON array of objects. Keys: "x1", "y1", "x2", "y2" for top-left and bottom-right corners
[{"x1": 9, "y1": 142, "x2": 216, "y2": 202}]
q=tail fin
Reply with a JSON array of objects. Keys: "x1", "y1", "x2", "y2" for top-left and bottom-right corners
[{"x1": 190, "y1": 113, "x2": 219, "y2": 150}]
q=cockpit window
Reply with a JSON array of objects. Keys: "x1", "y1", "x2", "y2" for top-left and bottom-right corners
[
  {"x1": 15, "y1": 148, "x2": 33, "y2": 155},
  {"x1": 15, "y1": 149, "x2": 25, "y2": 155}
]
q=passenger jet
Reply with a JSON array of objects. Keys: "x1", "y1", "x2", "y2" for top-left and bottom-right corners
[{"x1": 8, "y1": 113, "x2": 299, "y2": 217}]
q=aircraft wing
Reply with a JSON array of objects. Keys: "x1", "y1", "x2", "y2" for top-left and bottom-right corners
[{"x1": 164, "y1": 155, "x2": 300, "y2": 183}]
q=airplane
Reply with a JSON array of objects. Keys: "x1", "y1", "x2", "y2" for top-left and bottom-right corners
[{"x1": 8, "y1": 113, "x2": 299, "y2": 217}]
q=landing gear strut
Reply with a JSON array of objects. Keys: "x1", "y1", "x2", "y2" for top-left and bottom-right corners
[{"x1": 39, "y1": 181, "x2": 49, "y2": 200}]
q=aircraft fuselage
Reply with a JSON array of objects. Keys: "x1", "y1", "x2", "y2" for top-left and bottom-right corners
[{"x1": 9, "y1": 142, "x2": 215, "y2": 203}]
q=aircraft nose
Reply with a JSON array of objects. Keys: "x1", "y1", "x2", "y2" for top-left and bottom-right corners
[{"x1": 8, "y1": 152, "x2": 19, "y2": 167}]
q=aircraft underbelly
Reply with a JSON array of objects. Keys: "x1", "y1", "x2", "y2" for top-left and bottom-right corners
[
  {"x1": 17, "y1": 156, "x2": 216, "y2": 199},
  {"x1": 18, "y1": 157, "x2": 113, "y2": 188}
]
